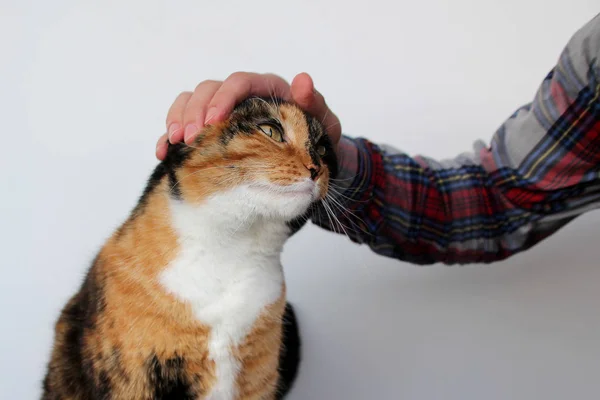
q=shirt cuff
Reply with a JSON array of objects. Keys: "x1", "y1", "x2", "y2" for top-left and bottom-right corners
[{"x1": 332, "y1": 135, "x2": 379, "y2": 211}]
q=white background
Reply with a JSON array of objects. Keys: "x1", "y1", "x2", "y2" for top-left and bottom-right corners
[{"x1": 2, "y1": 1, "x2": 600, "y2": 399}]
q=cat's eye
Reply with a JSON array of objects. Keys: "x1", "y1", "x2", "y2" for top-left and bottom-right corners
[
  {"x1": 316, "y1": 145, "x2": 326, "y2": 157},
  {"x1": 258, "y1": 124, "x2": 283, "y2": 143}
]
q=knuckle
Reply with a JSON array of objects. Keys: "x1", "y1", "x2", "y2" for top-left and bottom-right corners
[
  {"x1": 175, "y1": 91, "x2": 192, "y2": 102},
  {"x1": 296, "y1": 89, "x2": 313, "y2": 104},
  {"x1": 227, "y1": 71, "x2": 247, "y2": 81},
  {"x1": 263, "y1": 73, "x2": 285, "y2": 85},
  {"x1": 183, "y1": 112, "x2": 202, "y2": 124},
  {"x1": 166, "y1": 112, "x2": 179, "y2": 124},
  {"x1": 166, "y1": 93, "x2": 192, "y2": 124},
  {"x1": 226, "y1": 72, "x2": 254, "y2": 92},
  {"x1": 195, "y1": 80, "x2": 220, "y2": 91}
]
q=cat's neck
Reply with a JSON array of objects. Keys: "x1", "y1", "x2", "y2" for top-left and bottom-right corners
[{"x1": 168, "y1": 192, "x2": 290, "y2": 258}]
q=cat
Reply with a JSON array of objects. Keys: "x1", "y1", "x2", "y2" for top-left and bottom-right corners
[{"x1": 42, "y1": 97, "x2": 338, "y2": 400}]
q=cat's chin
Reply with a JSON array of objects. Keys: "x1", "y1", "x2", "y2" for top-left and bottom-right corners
[
  {"x1": 245, "y1": 181, "x2": 320, "y2": 222},
  {"x1": 186, "y1": 183, "x2": 318, "y2": 225},
  {"x1": 253, "y1": 193, "x2": 314, "y2": 222}
]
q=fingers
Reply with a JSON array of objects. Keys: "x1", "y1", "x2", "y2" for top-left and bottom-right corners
[
  {"x1": 157, "y1": 72, "x2": 294, "y2": 160},
  {"x1": 157, "y1": 71, "x2": 338, "y2": 162},
  {"x1": 182, "y1": 80, "x2": 222, "y2": 144},
  {"x1": 166, "y1": 91, "x2": 192, "y2": 144},
  {"x1": 291, "y1": 72, "x2": 341, "y2": 145},
  {"x1": 290, "y1": 72, "x2": 316, "y2": 108},
  {"x1": 204, "y1": 72, "x2": 292, "y2": 125},
  {"x1": 155, "y1": 132, "x2": 169, "y2": 160}
]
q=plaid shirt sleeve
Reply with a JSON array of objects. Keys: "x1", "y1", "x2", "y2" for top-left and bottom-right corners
[{"x1": 312, "y1": 13, "x2": 600, "y2": 265}]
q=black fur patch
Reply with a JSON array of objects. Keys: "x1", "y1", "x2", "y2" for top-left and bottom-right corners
[
  {"x1": 219, "y1": 97, "x2": 286, "y2": 145},
  {"x1": 306, "y1": 113, "x2": 338, "y2": 180},
  {"x1": 286, "y1": 204, "x2": 315, "y2": 237},
  {"x1": 286, "y1": 109, "x2": 338, "y2": 237},
  {"x1": 43, "y1": 258, "x2": 108, "y2": 399},
  {"x1": 61, "y1": 303, "x2": 92, "y2": 397},
  {"x1": 305, "y1": 116, "x2": 322, "y2": 168},
  {"x1": 276, "y1": 302, "x2": 302, "y2": 399},
  {"x1": 168, "y1": 169, "x2": 181, "y2": 199},
  {"x1": 286, "y1": 215, "x2": 309, "y2": 236},
  {"x1": 147, "y1": 354, "x2": 197, "y2": 400},
  {"x1": 97, "y1": 370, "x2": 111, "y2": 398},
  {"x1": 133, "y1": 141, "x2": 195, "y2": 215}
]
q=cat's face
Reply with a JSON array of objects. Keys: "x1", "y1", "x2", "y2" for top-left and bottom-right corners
[{"x1": 166, "y1": 97, "x2": 338, "y2": 222}]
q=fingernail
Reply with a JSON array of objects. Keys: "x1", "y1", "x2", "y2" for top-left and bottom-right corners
[
  {"x1": 204, "y1": 107, "x2": 218, "y2": 125},
  {"x1": 168, "y1": 122, "x2": 180, "y2": 140},
  {"x1": 184, "y1": 124, "x2": 198, "y2": 142}
]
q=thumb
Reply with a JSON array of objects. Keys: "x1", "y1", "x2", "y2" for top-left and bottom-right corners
[{"x1": 291, "y1": 73, "x2": 341, "y2": 145}]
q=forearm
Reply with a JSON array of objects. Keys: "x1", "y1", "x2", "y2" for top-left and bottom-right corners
[
  {"x1": 314, "y1": 13, "x2": 600, "y2": 264},
  {"x1": 315, "y1": 137, "x2": 584, "y2": 264}
]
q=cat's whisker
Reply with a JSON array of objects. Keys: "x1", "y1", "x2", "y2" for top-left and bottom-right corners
[
  {"x1": 320, "y1": 107, "x2": 330, "y2": 129},
  {"x1": 327, "y1": 184, "x2": 371, "y2": 204},
  {"x1": 228, "y1": 208, "x2": 254, "y2": 238},
  {"x1": 320, "y1": 200, "x2": 339, "y2": 234},
  {"x1": 315, "y1": 204, "x2": 326, "y2": 229},
  {"x1": 324, "y1": 199, "x2": 351, "y2": 237},
  {"x1": 326, "y1": 189, "x2": 371, "y2": 225},
  {"x1": 324, "y1": 198, "x2": 360, "y2": 238},
  {"x1": 328, "y1": 175, "x2": 359, "y2": 183},
  {"x1": 324, "y1": 193, "x2": 372, "y2": 237},
  {"x1": 325, "y1": 121, "x2": 341, "y2": 132},
  {"x1": 253, "y1": 96, "x2": 279, "y2": 117},
  {"x1": 320, "y1": 198, "x2": 339, "y2": 235},
  {"x1": 266, "y1": 79, "x2": 283, "y2": 108},
  {"x1": 267, "y1": 81, "x2": 277, "y2": 107}
]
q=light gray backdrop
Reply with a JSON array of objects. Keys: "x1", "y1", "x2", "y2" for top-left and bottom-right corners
[{"x1": 2, "y1": 1, "x2": 599, "y2": 399}]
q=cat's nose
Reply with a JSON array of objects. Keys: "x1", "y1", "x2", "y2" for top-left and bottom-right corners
[{"x1": 305, "y1": 164, "x2": 320, "y2": 180}]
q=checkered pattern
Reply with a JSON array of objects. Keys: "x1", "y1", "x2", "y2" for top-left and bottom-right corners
[{"x1": 312, "y1": 14, "x2": 600, "y2": 264}]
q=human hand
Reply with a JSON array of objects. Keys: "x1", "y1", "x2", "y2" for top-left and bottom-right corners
[{"x1": 156, "y1": 72, "x2": 341, "y2": 160}]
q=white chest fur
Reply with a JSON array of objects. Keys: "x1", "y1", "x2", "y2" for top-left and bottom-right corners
[{"x1": 159, "y1": 191, "x2": 289, "y2": 400}]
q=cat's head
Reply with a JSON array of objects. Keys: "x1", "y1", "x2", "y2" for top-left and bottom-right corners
[{"x1": 155, "y1": 97, "x2": 338, "y2": 225}]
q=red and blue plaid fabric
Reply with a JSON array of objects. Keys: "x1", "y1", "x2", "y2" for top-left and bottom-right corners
[{"x1": 313, "y1": 14, "x2": 600, "y2": 265}]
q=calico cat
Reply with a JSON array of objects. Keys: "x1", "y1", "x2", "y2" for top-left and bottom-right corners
[{"x1": 42, "y1": 97, "x2": 338, "y2": 400}]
